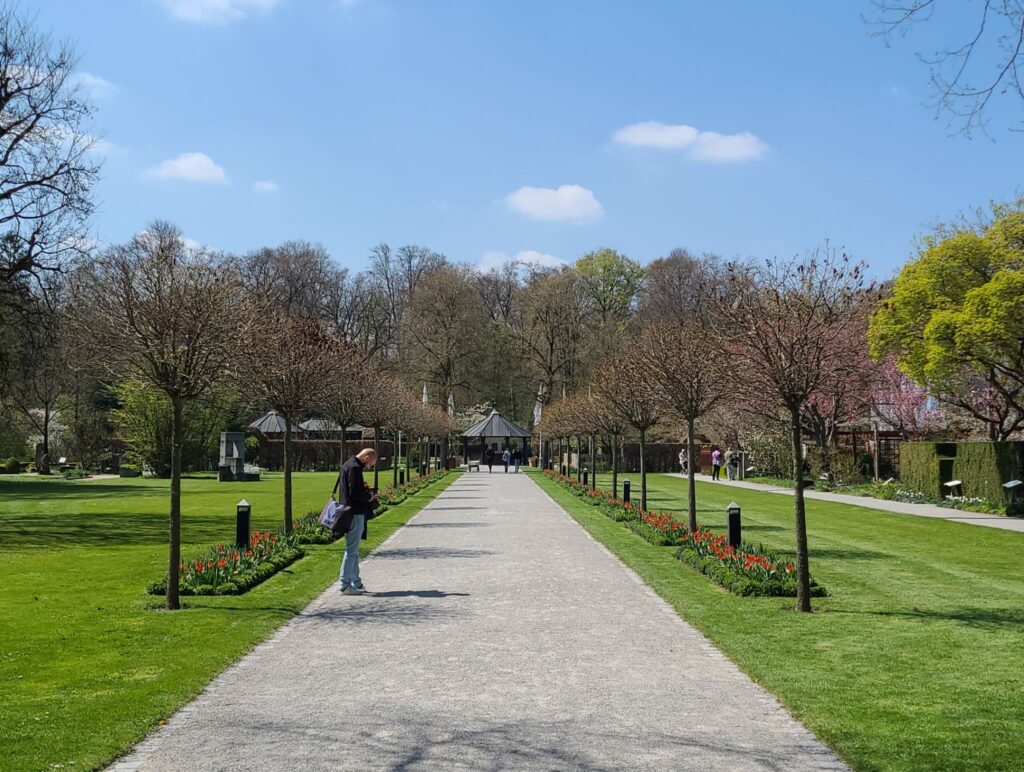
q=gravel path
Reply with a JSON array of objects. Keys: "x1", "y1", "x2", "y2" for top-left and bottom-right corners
[{"x1": 112, "y1": 471, "x2": 845, "y2": 771}]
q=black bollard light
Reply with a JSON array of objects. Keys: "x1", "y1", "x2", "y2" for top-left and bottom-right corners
[
  {"x1": 399, "y1": 468, "x2": 406, "y2": 485},
  {"x1": 236, "y1": 498, "x2": 251, "y2": 549},
  {"x1": 623, "y1": 479, "x2": 631, "y2": 504},
  {"x1": 583, "y1": 468, "x2": 589, "y2": 486},
  {"x1": 727, "y1": 501, "x2": 741, "y2": 549}
]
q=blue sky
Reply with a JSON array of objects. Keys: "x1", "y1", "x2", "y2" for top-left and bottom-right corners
[{"x1": 37, "y1": 0, "x2": 1024, "y2": 277}]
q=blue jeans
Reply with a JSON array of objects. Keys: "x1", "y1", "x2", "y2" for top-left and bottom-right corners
[{"x1": 339, "y1": 514, "x2": 366, "y2": 588}]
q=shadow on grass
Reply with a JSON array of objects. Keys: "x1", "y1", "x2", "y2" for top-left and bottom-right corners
[
  {"x1": 810, "y1": 548, "x2": 894, "y2": 560},
  {"x1": 0, "y1": 513, "x2": 269, "y2": 550},
  {"x1": 839, "y1": 606, "x2": 1024, "y2": 631},
  {"x1": 0, "y1": 480, "x2": 167, "y2": 500}
]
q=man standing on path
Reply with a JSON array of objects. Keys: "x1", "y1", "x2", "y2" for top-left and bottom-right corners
[
  {"x1": 339, "y1": 448, "x2": 378, "y2": 596},
  {"x1": 501, "y1": 447, "x2": 511, "y2": 473}
]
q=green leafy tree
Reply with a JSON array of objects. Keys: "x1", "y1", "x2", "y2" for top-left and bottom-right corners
[
  {"x1": 869, "y1": 203, "x2": 1024, "y2": 439},
  {"x1": 575, "y1": 248, "x2": 644, "y2": 331}
]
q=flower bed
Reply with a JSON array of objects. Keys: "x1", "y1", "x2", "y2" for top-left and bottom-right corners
[
  {"x1": 147, "y1": 530, "x2": 303, "y2": 596},
  {"x1": 542, "y1": 469, "x2": 825, "y2": 598}
]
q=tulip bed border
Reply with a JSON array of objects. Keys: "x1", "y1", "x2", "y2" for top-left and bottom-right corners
[
  {"x1": 146, "y1": 530, "x2": 303, "y2": 597},
  {"x1": 543, "y1": 470, "x2": 825, "y2": 598}
]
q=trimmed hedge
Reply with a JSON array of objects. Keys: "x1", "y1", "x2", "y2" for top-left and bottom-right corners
[{"x1": 901, "y1": 441, "x2": 1024, "y2": 506}]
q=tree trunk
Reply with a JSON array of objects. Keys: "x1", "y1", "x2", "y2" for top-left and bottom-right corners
[
  {"x1": 283, "y1": 419, "x2": 293, "y2": 534},
  {"x1": 167, "y1": 396, "x2": 184, "y2": 611},
  {"x1": 373, "y1": 427, "x2": 380, "y2": 489},
  {"x1": 589, "y1": 434, "x2": 596, "y2": 490},
  {"x1": 406, "y1": 435, "x2": 412, "y2": 481},
  {"x1": 611, "y1": 433, "x2": 618, "y2": 499},
  {"x1": 639, "y1": 428, "x2": 647, "y2": 511},
  {"x1": 393, "y1": 430, "x2": 399, "y2": 487},
  {"x1": 790, "y1": 408, "x2": 812, "y2": 613},
  {"x1": 576, "y1": 435, "x2": 582, "y2": 482},
  {"x1": 687, "y1": 417, "x2": 697, "y2": 532}
]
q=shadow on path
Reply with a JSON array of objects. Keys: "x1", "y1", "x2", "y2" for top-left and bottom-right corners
[
  {"x1": 406, "y1": 522, "x2": 489, "y2": 529},
  {"x1": 372, "y1": 547, "x2": 495, "y2": 560}
]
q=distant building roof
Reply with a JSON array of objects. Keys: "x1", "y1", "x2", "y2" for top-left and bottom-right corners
[
  {"x1": 248, "y1": 410, "x2": 303, "y2": 435},
  {"x1": 299, "y1": 419, "x2": 364, "y2": 433},
  {"x1": 462, "y1": 409, "x2": 531, "y2": 439}
]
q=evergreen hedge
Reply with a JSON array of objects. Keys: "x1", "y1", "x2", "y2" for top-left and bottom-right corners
[{"x1": 900, "y1": 441, "x2": 1024, "y2": 505}]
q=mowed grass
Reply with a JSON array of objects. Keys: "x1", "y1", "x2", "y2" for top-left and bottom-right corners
[
  {"x1": 532, "y1": 470, "x2": 1024, "y2": 772},
  {"x1": 0, "y1": 470, "x2": 460, "y2": 772}
]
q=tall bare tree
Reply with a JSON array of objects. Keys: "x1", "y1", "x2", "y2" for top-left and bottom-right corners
[
  {"x1": 639, "y1": 321, "x2": 727, "y2": 531},
  {"x1": 710, "y1": 249, "x2": 871, "y2": 612},
  {"x1": 868, "y1": 1, "x2": 1024, "y2": 135},
  {"x1": 68, "y1": 222, "x2": 251, "y2": 609},
  {"x1": 0, "y1": 8, "x2": 100, "y2": 302}
]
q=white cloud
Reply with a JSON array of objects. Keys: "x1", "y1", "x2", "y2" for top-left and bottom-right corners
[
  {"x1": 146, "y1": 152, "x2": 229, "y2": 184},
  {"x1": 613, "y1": 121, "x2": 698, "y2": 149},
  {"x1": 479, "y1": 250, "x2": 567, "y2": 270},
  {"x1": 690, "y1": 131, "x2": 768, "y2": 162},
  {"x1": 505, "y1": 184, "x2": 603, "y2": 223},
  {"x1": 71, "y1": 72, "x2": 115, "y2": 98},
  {"x1": 613, "y1": 121, "x2": 768, "y2": 162},
  {"x1": 158, "y1": 0, "x2": 281, "y2": 24},
  {"x1": 252, "y1": 180, "x2": 279, "y2": 193}
]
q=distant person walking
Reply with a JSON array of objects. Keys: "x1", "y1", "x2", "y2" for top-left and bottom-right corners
[
  {"x1": 711, "y1": 447, "x2": 723, "y2": 481},
  {"x1": 678, "y1": 447, "x2": 688, "y2": 476},
  {"x1": 502, "y1": 448, "x2": 511, "y2": 473},
  {"x1": 338, "y1": 448, "x2": 378, "y2": 596},
  {"x1": 485, "y1": 448, "x2": 494, "y2": 473},
  {"x1": 512, "y1": 447, "x2": 521, "y2": 473},
  {"x1": 727, "y1": 450, "x2": 740, "y2": 481}
]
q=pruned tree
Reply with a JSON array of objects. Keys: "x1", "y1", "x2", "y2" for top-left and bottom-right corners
[
  {"x1": 595, "y1": 359, "x2": 661, "y2": 510},
  {"x1": 710, "y1": 248, "x2": 871, "y2": 612},
  {"x1": 249, "y1": 315, "x2": 343, "y2": 533},
  {"x1": 67, "y1": 222, "x2": 251, "y2": 609},
  {"x1": 639, "y1": 321, "x2": 727, "y2": 531}
]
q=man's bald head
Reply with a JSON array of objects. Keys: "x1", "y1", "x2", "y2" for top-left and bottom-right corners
[{"x1": 357, "y1": 448, "x2": 377, "y2": 467}]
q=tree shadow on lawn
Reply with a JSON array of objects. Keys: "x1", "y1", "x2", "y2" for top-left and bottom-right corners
[
  {"x1": 0, "y1": 480, "x2": 166, "y2": 500},
  {"x1": 0, "y1": 512, "x2": 275, "y2": 550},
  {"x1": 837, "y1": 606, "x2": 1024, "y2": 631}
]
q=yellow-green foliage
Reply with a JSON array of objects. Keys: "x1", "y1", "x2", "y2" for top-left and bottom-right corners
[{"x1": 868, "y1": 203, "x2": 1024, "y2": 431}]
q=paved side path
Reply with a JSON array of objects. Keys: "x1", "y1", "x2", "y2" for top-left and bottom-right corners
[
  {"x1": 674, "y1": 473, "x2": 1024, "y2": 533},
  {"x1": 113, "y1": 472, "x2": 845, "y2": 771}
]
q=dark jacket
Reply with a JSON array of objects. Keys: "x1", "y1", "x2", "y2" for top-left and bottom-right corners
[{"x1": 340, "y1": 455, "x2": 375, "y2": 516}]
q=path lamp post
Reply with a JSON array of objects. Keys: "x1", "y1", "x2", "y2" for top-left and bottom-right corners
[
  {"x1": 623, "y1": 478, "x2": 631, "y2": 504},
  {"x1": 236, "y1": 499, "x2": 251, "y2": 549},
  {"x1": 583, "y1": 468, "x2": 589, "y2": 487},
  {"x1": 727, "y1": 502, "x2": 741, "y2": 549}
]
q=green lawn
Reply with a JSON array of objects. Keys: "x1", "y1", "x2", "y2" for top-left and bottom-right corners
[
  {"x1": 0, "y1": 470, "x2": 459, "y2": 772},
  {"x1": 533, "y1": 470, "x2": 1024, "y2": 772}
]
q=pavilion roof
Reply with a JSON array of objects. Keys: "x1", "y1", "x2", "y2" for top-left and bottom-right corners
[
  {"x1": 462, "y1": 409, "x2": 531, "y2": 439},
  {"x1": 248, "y1": 410, "x2": 303, "y2": 435}
]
